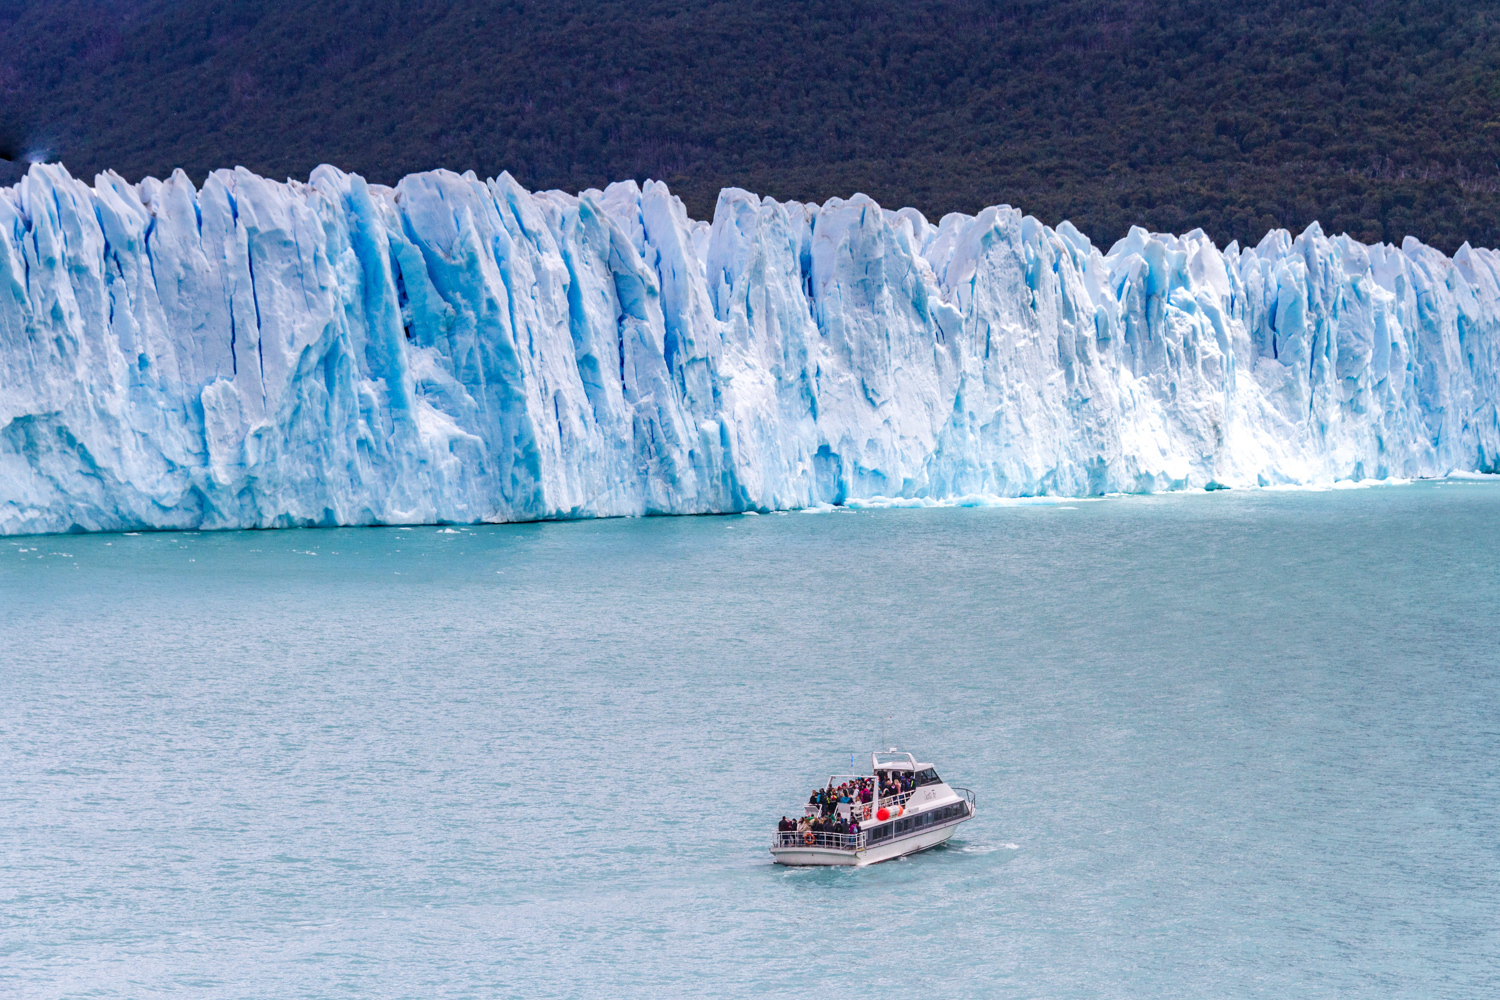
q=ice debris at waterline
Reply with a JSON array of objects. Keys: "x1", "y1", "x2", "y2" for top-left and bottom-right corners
[{"x1": 1, "y1": 162, "x2": 1499, "y2": 535}]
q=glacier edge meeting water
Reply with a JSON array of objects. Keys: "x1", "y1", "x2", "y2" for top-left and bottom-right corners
[{"x1": 2, "y1": 161, "x2": 1499, "y2": 535}]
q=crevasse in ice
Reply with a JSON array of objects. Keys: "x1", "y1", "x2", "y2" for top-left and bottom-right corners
[{"x1": 1, "y1": 162, "x2": 1497, "y2": 534}]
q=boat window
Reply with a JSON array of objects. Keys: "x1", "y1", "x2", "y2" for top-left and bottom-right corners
[
  {"x1": 922, "y1": 803, "x2": 965, "y2": 824},
  {"x1": 915, "y1": 768, "x2": 942, "y2": 787}
]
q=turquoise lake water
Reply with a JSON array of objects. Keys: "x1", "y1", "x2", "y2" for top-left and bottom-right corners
[{"x1": 3, "y1": 482, "x2": 1499, "y2": 998}]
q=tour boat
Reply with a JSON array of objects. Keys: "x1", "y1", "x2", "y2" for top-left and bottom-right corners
[{"x1": 770, "y1": 750, "x2": 976, "y2": 866}]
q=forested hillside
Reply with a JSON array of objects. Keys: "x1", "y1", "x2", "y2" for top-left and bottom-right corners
[{"x1": 2, "y1": 0, "x2": 1500, "y2": 252}]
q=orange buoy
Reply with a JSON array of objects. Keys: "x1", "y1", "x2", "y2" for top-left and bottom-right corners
[
  {"x1": 876, "y1": 807, "x2": 890, "y2": 821},
  {"x1": 803, "y1": 831, "x2": 815, "y2": 846}
]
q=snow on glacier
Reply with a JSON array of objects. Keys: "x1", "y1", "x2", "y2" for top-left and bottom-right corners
[{"x1": 0, "y1": 161, "x2": 1497, "y2": 535}]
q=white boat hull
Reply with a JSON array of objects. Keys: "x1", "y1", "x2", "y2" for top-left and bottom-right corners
[{"x1": 770, "y1": 816, "x2": 967, "y2": 867}]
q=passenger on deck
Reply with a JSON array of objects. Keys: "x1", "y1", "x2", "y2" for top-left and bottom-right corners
[
  {"x1": 787, "y1": 775, "x2": 901, "y2": 839},
  {"x1": 780, "y1": 785, "x2": 873, "y2": 844}
]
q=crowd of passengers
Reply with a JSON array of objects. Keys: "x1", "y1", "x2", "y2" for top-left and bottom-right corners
[
  {"x1": 778, "y1": 812, "x2": 860, "y2": 839},
  {"x1": 775, "y1": 770, "x2": 920, "y2": 841}
]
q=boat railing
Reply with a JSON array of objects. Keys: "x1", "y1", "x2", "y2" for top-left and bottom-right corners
[
  {"x1": 951, "y1": 786, "x2": 977, "y2": 810},
  {"x1": 773, "y1": 830, "x2": 867, "y2": 851},
  {"x1": 807, "y1": 798, "x2": 882, "y2": 821},
  {"x1": 879, "y1": 788, "x2": 915, "y2": 811}
]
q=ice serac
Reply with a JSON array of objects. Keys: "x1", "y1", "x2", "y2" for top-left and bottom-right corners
[{"x1": 2, "y1": 162, "x2": 1499, "y2": 534}]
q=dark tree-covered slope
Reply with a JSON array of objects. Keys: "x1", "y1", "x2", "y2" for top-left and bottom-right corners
[{"x1": 2, "y1": 0, "x2": 1500, "y2": 252}]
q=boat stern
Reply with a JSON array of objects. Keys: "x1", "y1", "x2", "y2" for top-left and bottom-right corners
[{"x1": 769, "y1": 845, "x2": 859, "y2": 866}]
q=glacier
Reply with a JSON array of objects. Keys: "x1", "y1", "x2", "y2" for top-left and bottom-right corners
[{"x1": 1, "y1": 161, "x2": 1499, "y2": 535}]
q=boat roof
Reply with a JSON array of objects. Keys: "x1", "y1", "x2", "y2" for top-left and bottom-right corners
[{"x1": 870, "y1": 751, "x2": 933, "y2": 771}]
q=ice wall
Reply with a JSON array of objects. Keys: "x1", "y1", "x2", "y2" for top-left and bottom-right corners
[{"x1": 1, "y1": 162, "x2": 1497, "y2": 534}]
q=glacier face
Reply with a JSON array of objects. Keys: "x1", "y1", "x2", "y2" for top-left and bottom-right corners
[{"x1": 1, "y1": 162, "x2": 1498, "y2": 535}]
